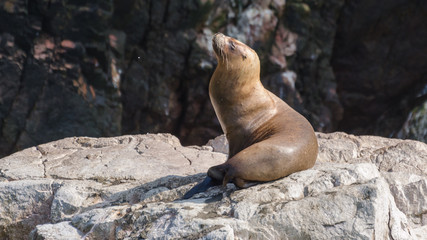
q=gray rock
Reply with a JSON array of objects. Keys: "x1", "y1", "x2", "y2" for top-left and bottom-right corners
[
  {"x1": 29, "y1": 221, "x2": 83, "y2": 240},
  {"x1": 112, "y1": 163, "x2": 411, "y2": 239},
  {"x1": 0, "y1": 132, "x2": 426, "y2": 239},
  {"x1": 0, "y1": 133, "x2": 225, "y2": 239},
  {"x1": 0, "y1": 180, "x2": 58, "y2": 239},
  {"x1": 2, "y1": 0, "x2": 427, "y2": 158},
  {"x1": 205, "y1": 134, "x2": 228, "y2": 154},
  {"x1": 317, "y1": 132, "x2": 427, "y2": 176},
  {"x1": 383, "y1": 173, "x2": 427, "y2": 227},
  {"x1": 0, "y1": 133, "x2": 226, "y2": 182}
]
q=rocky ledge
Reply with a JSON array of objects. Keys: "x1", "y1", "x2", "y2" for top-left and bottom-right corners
[{"x1": 0, "y1": 132, "x2": 426, "y2": 239}]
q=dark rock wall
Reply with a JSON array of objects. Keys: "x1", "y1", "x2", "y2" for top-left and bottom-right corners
[
  {"x1": 283, "y1": 0, "x2": 345, "y2": 131},
  {"x1": 0, "y1": 1, "x2": 122, "y2": 156},
  {"x1": 1, "y1": 0, "x2": 426, "y2": 157},
  {"x1": 332, "y1": 0, "x2": 427, "y2": 139}
]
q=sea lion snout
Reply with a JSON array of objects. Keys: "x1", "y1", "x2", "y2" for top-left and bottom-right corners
[
  {"x1": 212, "y1": 33, "x2": 225, "y2": 44},
  {"x1": 212, "y1": 33, "x2": 226, "y2": 56}
]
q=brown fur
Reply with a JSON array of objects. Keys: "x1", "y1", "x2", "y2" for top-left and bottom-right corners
[{"x1": 208, "y1": 33, "x2": 318, "y2": 188}]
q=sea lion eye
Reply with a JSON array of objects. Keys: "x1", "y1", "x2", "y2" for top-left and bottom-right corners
[{"x1": 229, "y1": 41, "x2": 236, "y2": 51}]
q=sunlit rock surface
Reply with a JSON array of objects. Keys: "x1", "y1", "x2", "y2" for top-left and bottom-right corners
[{"x1": 0, "y1": 133, "x2": 425, "y2": 239}]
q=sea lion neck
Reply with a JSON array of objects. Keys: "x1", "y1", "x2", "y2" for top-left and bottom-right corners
[
  {"x1": 209, "y1": 66, "x2": 262, "y2": 102},
  {"x1": 209, "y1": 66, "x2": 275, "y2": 135}
]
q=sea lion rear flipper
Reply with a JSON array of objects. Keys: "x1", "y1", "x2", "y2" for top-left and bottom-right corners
[{"x1": 182, "y1": 176, "x2": 219, "y2": 199}]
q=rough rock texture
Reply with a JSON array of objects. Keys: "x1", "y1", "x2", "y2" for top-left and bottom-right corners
[
  {"x1": 317, "y1": 132, "x2": 427, "y2": 232},
  {"x1": 282, "y1": 0, "x2": 345, "y2": 131},
  {"x1": 398, "y1": 99, "x2": 427, "y2": 143},
  {"x1": 332, "y1": 0, "x2": 427, "y2": 137},
  {"x1": 1, "y1": 0, "x2": 426, "y2": 158},
  {"x1": 0, "y1": 132, "x2": 426, "y2": 239},
  {"x1": 0, "y1": 1, "x2": 122, "y2": 158},
  {"x1": 0, "y1": 133, "x2": 225, "y2": 239}
]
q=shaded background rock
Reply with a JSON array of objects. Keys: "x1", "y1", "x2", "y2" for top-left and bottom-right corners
[
  {"x1": 0, "y1": 0, "x2": 122, "y2": 157},
  {"x1": 1, "y1": 0, "x2": 427, "y2": 157},
  {"x1": 332, "y1": 0, "x2": 427, "y2": 140}
]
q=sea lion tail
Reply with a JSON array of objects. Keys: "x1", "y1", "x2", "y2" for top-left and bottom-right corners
[{"x1": 182, "y1": 176, "x2": 219, "y2": 199}]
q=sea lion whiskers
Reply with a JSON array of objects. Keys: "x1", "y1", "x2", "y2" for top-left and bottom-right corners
[
  {"x1": 225, "y1": 48, "x2": 229, "y2": 70},
  {"x1": 218, "y1": 45, "x2": 229, "y2": 70}
]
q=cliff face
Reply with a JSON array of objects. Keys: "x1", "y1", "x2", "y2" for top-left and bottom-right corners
[
  {"x1": 332, "y1": 0, "x2": 427, "y2": 139},
  {"x1": 1, "y1": 0, "x2": 426, "y2": 157},
  {"x1": 0, "y1": 1, "x2": 122, "y2": 157}
]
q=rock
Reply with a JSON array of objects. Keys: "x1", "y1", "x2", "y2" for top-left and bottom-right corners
[
  {"x1": 0, "y1": 133, "x2": 226, "y2": 239},
  {"x1": 0, "y1": 180, "x2": 58, "y2": 239},
  {"x1": 205, "y1": 134, "x2": 228, "y2": 154},
  {"x1": 0, "y1": 6, "x2": 122, "y2": 158},
  {"x1": 316, "y1": 132, "x2": 427, "y2": 176},
  {"x1": 0, "y1": 133, "x2": 225, "y2": 182},
  {"x1": 398, "y1": 99, "x2": 427, "y2": 143},
  {"x1": 0, "y1": 132, "x2": 426, "y2": 239},
  {"x1": 412, "y1": 226, "x2": 427, "y2": 240},
  {"x1": 29, "y1": 221, "x2": 83, "y2": 240},
  {"x1": 283, "y1": 0, "x2": 346, "y2": 131},
  {"x1": 2, "y1": 0, "x2": 427, "y2": 158},
  {"x1": 383, "y1": 173, "x2": 427, "y2": 227},
  {"x1": 332, "y1": 0, "x2": 427, "y2": 138},
  {"x1": 32, "y1": 163, "x2": 413, "y2": 239}
]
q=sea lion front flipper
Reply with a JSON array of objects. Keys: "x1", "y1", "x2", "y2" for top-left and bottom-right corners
[{"x1": 182, "y1": 176, "x2": 219, "y2": 199}]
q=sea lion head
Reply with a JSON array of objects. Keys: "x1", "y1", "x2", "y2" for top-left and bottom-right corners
[
  {"x1": 212, "y1": 33, "x2": 259, "y2": 71},
  {"x1": 209, "y1": 33, "x2": 265, "y2": 132}
]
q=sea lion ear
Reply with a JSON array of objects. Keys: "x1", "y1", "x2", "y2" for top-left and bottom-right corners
[{"x1": 242, "y1": 54, "x2": 247, "y2": 60}]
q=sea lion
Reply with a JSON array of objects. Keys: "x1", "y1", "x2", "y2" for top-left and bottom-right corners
[{"x1": 182, "y1": 33, "x2": 318, "y2": 199}]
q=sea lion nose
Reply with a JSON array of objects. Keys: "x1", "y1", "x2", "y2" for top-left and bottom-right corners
[
  {"x1": 212, "y1": 33, "x2": 225, "y2": 45},
  {"x1": 212, "y1": 33, "x2": 225, "y2": 55},
  {"x1": 213, "y1": 32, "x2": 225, "y2": 40}
]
